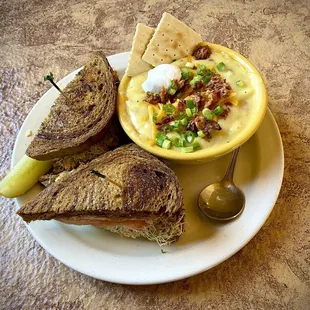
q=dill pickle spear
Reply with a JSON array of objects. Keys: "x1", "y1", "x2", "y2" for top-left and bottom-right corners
[{"x1": 0, "y1": 155, "x2": 52, "y2": 198}]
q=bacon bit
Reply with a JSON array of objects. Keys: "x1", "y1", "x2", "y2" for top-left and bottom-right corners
[
  {"x1": 178, "y1": 99, "x2": 186, "y2": 112},
  {"x1": 160, "y1": 86, "x2": 168, "y2": 104},
  {"x1": 204, "y1": 92, "x2": 220, "y2": 109},
  {"x1": 192, "y1": 45, "x2": 212, "y2": 60},
  {"x1": 219, "y1": 105, "x2": 230, "y2": 119},
  {"x1": 192, "y1": 81, "x2": 204, "y2": 90},
  {"x1": 190, "y1": 115, "x2": 222, "y2": 138},
  {"x1": 191, "y1": 94, "x2": 201, "y2": 104},
  {"x1": 206, "y1": 75, "x2": 231, "y2": 100},
  {"x1": 176, "y1": 79, "x2": 185, "y2": 89},
  {"x1": 186, "y1": 120, "x2": 197, "y2": 132},
  {"x1": 145, "y1": 92, "x2": 161, "y2": 104},
  {"x1": 203, "y1": 120, "x2": 222, "y2": 138},
  {"x1": 194, "y1": 115, "x2": 206, "y2": 131},
  {"x1": 168, "y1": 93, "x2": 178, "y2": 104},
  {"x1": 157, "y1": 115, "x2": 174, "y2": 131},
  {"x1": 220, "y1": 85, "x2": 231, "y2": 98},
  {"x1": 160, "y1": 115, "x2": 174, "y2": 124},
  {"x1": 190, "y1": 94, "x2": 205, "y2": 110}
]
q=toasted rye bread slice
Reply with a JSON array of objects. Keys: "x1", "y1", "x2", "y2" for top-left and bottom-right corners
[
  {"x1": 125, "y1": 23, "x2": 154, "y2": 77},
  {"x1": 26, "y1": 54, "x2": 118, "y2": 161},
  {"x1": 39, "y1": 115, "x2": 130, "y2": 184},
  {"x1": 142, "y1": 12, "x2": 202, "y2": 66},
  {"x1": 17, "y1": 144, "x2": 185, "y2": 244}
]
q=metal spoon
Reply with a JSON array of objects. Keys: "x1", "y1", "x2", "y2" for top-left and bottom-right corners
[{"x1": 198, "y1": 148, "x2": 245, "y2": 221}]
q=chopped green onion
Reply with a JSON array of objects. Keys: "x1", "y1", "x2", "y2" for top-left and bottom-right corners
[
  {"x1": 216, "y1": 62, "x2": 226, "y2": 71},
  {"x1": 202, "y1": 108, "x2": 214, "y2": 120},
  {"x1": 197, "y1": 130, "x2": 205, "y2": 137},
  {"x1": 162, "y1": 139, "x2": 171, "y2": 149},
  {"x1": 185, "y1": 108, "x2": 192, "y2": 117},
  {"x1": 179, "y1": 112, "x2": 188, "y2": 119},
  {"x1": 236, "y1": 80, "x2": 245, "y2": 87},
  {"x1": 173, "y1": 120, "x2": 181, "y2": 129},
  {"x1": 180, "y1": 146, "x2": 194, "y2": 153},
  {"x1": 185, "y1": 62, "x2": 194, "y2": 68},
  {"x1": 168, "y1": 80, "x2": 178, "y2": 95},
  {"x1": 213, "y1": 105, "x2": 225, "y2": 115},
  {"x1": 190, "y1": 75, "x2": 203, "y2": 86},
  {"x1": 172, "y1": 137, "x2": 184, "y2": 147},
  {"x1": 180, "y1": 117, "x2": 188, "y2": 126},
  {"x1": 163, "y1": 125, "x2": 174, "y2": 133},
  {"x1": 202, "y1": 69, "x2": 213, "y2": 83},
  {"x1": 193, "y1": 142, "x2": 201, "y2": 151},
  {"x1": 152, "y1": 112, "x2": 158, "y2": 123},
  {"x1": 181, "y1": 68, "x2": 193, "y2": 80},
  {"x1": 197, "y1": 64, "x2": 207, "y2": 76},
  {"x1": 191, "y1": 107, "x2": 198, "y2": 114},
  {"x1": 203, "y1": 75, "x2": 211, "y2": 83},
  {"x1": 205, "y1": 69, "x2": 213, "y2": 75},
  {"x1": 185, "y1": 99, "x2": 195, "y2": 109},
  {"x1": 156, "y1": 132, "x2": 166, "y2": 147},
  {"x1": 163, "y1": 104, "x2": 176, "y2": 115},
  {"x1": 185, "y1": 131, "x2": 195, "y2": 144}
]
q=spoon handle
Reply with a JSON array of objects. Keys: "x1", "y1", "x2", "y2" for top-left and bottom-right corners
[{"x1": 223, "y1": 148, "x2": 240, "y2": 182}]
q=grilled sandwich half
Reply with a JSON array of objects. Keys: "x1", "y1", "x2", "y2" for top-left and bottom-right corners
[
  {"x1": 26, "y1": 54, "x2": 118, "y2": 161},
  {"x1": 17, "y1": 144, "x2": 185, "y2": 245}
]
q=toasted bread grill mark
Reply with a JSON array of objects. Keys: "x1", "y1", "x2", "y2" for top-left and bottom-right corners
[
  {"x1": 124, "y1": 164, "x2": 176, "y2": 213},
  {"x1": 26, "y1": 54, "x2": 118, "y2": 160}
]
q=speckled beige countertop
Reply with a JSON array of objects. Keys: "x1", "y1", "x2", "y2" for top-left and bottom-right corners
[{"x1": 0, "y1": 0, "x2": 309, "y2": 309}]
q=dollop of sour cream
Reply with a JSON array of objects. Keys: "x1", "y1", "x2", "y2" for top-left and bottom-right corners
[{"x1": 142, "y1": 64, "x2": 181, "y2": 93}]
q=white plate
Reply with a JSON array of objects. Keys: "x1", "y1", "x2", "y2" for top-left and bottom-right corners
[{"x1": 13, "y1": 52, "x2": 284, "y2": 285}]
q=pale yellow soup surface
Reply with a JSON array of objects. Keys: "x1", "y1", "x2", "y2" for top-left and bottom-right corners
[{"x1": 126, "y1": 51, "x2": 258, "y2": 151}]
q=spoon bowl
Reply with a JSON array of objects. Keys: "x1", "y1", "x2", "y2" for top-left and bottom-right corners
[
  {"x1": 198, "y1": 148, "x2": 245, "y2": 221},
  {"x1": 198, "y1": 181, "x2": 245, "y2": 221}
]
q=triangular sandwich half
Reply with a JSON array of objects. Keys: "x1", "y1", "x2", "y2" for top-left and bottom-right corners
[
  {"x1": 26, "y1": 54, "x2": 118, "y2": 161},
  {"x1": 17, "y1": 144, "x2": 185, "y2": 245}
]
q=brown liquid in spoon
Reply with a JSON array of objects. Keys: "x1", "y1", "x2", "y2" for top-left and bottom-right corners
[{"x1": 198, "y1": 148, "x2": 245, "y2": 221}]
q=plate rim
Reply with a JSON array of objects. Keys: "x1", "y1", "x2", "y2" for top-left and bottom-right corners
[{"x1": 12, "y1": 52, "x2": 284, "y2": 285}]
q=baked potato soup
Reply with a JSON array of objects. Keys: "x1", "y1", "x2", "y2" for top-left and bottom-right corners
[{"x1": 123, "y1": 45, "x2": 262, "y2": 153}]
